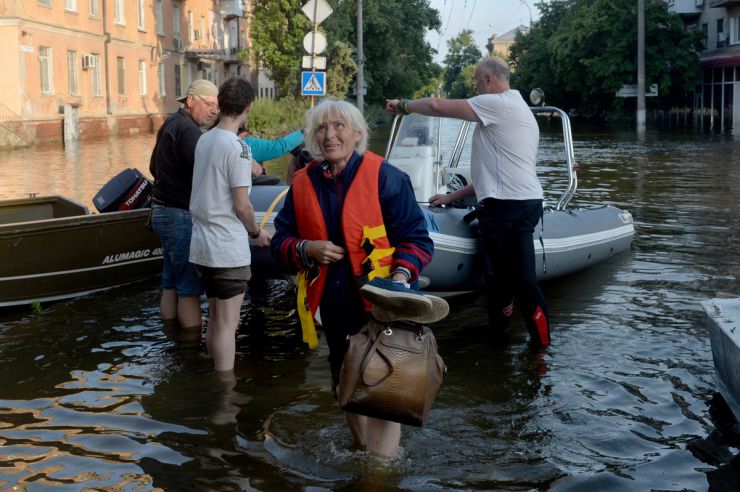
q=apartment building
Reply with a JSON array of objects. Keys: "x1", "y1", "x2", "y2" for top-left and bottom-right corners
[
  {"x1": 486, "y1": 25, "x2": 529, "y2": 59},
  {"x1": 0, "y1": 0, "x2": 254, "y2": 146},
  {"x1": 668, "y1": 0, "x2": 740, "y2": 132}
]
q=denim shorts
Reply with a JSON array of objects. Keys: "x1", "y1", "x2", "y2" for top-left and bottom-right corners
[
  {"x1": 151, "y1": 203, "x2": 203, "y2": 297},
  {"x1": 197, "y1": 265, "x2": 251, "y2": 300}
]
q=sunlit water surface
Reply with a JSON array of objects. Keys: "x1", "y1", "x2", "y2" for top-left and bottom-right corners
[{"x1": 1, "y1": 124, "x2": 739, "y2": 490}]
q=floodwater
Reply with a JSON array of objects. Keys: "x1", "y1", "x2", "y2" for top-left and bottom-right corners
[{"x1": 1, "y1": 123, "x2": 739, "y2": 491}]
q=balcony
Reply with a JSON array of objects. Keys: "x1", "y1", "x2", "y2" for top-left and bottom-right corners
[
  {"x1": 709, "y1": 0, "x2": 740, "y2": 7},
  {"x1": 667, "y1": 0, "x2": 703, "y2": 17},
  {"x1": 185, "y1": 48, "x2": 243, "y2": 64}
]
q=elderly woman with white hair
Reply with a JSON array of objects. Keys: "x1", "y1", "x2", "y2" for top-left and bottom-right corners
[{"x1": 270, "y1": 99, "x2": 434, "y2": 457}]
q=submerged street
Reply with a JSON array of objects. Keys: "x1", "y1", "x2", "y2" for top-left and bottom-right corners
[{"x1": 0, "y1": 124, "x2": 739, "y2": 490}]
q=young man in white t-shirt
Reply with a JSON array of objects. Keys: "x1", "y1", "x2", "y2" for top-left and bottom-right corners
[
  {"x1": 385, "y1": 56, "x2": 550, "y2": 348},
  {"x1": 190, "y1": 76, "x2": 271, "y2": 372}
]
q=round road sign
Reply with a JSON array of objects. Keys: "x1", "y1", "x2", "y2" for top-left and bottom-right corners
[{"x1": 303, "y1": 31, "x2": 327, "y2": 55}]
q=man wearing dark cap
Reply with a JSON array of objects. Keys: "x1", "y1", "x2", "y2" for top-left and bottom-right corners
[{"x1": 149, "y1": 79, "x2": 219, "y2": 340}]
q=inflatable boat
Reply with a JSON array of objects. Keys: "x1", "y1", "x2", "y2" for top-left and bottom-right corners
[{"x1": 249, "y1": 102, "x2": 635, "y2": 293}]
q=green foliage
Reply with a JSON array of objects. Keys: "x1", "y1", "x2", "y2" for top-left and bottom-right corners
[
  {"x1": 413, "y1": 63, "x2": 444, "y2": 98},
  {"x1": 489, "y1": 50, "x2": 508, "y2": 62},
  {"x1": 324, "y1": 0, "x2": 441, "y2": 103},
  {"x1": 363, "y1": 102, "x2": 391, "y2": 127},
  {"x1": 246, "y1": 0, "x2": 440, "y2": 105},
  {"x1": 443, "y1": 29, "x2": 482, "y2": 98},
  {"x1": 31, "y1": 300, "x2": 42, "y2": 315},
  {"x1": 247, "y1": 97, "x2": 311, "y2": 136},
  {"x1": 509, "y1": 0, "x2": 703, "y2": 114},
  {"x1": 447, "y1": 64, "x2": 477, "y2": 99},
  {"x1": 326, "y1": 41, "x2": 358, "y2": 99},
  {"x1": 248, "y1": 0, "x2": 313, "y2": 98}
]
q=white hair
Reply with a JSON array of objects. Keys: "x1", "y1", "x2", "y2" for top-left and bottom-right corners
[
  {"x1": 303, "y1": 99, "x2": 368, "y2": 159},
  {"x1": 478, "y1": 56, "x2": 510, "y2": 82}
]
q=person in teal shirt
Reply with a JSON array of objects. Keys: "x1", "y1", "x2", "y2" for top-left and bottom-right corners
[
  {"x1": 242, "y1": 130, "x2": 303, "y2": 164},
  {"x1": 239, "y1": 130, "x2": 304, "y2": 184}
]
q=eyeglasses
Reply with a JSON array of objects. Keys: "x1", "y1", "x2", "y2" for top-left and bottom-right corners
[{"x1": 196, "y1": 95, "x2": 218, "y2": 111}]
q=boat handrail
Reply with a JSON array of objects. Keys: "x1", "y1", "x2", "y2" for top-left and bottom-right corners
[
  {"x1": 434, "y1": 115, "x2": 443, "y2": 193},
  {"x1": 384, "y1": 115, "x2": 403, "y2": 161},
  {"x1": 531, "y1": 106, "x2": 578, "y2": 210},
  {"x1": 448, "y1": 121, "x2": 471, "y2": 170}
]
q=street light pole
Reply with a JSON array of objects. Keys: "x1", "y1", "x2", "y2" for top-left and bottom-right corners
[
  {"x1": 637, "y1": 0, "x2": 646, "y2": 133},
  {"x1": 356, "y1": 0, "x2": 364, "y2": 114},
  {"x1": 519, "y1": 0, "x2": 533, "y2": 27}
]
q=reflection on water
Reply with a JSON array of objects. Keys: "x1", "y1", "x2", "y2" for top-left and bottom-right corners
[{"x1": 1, "y1": 126, "x2": 740, "y2": 490}]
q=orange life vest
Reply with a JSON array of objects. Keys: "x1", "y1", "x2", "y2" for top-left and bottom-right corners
[{"x1": 292, "y1": 151, "x2": 395, "y2": 347}]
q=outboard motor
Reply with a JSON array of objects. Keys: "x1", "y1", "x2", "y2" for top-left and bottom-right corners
[{"x1": 93, "y1": 168, "x2": 152, "y2": 213}]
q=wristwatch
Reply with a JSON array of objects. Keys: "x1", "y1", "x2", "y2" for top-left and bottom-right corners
[{"x1": 248, "y1": 229, "x2": 260, "y2": 239}]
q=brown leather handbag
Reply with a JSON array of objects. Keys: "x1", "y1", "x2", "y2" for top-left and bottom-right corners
[{"x1": 337, "y1": 319, "x2": 446, "y2": 427}]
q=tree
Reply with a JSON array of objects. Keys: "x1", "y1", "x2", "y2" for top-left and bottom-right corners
[
  {"x1": 443, "y1": 30, "x2": 482, "y2": 98},
  {"x1": 326, "y1": 41, "x2": 358, "y2": 98},
  {"x1": 324, "y1": 0, "x2": 441, "y2": 104},
  {"x1": 247, "y1": 0, "x2": 312, "y2": 98},
  {"x1": 509, "y1": 0, "x2": 703, "y2": 114},
  {"x1": 413, "y1": 63, "x2": 444, "y2": 98},
  {"x1": 246, "y1": 0, "x2": 440, "y2": 104}
]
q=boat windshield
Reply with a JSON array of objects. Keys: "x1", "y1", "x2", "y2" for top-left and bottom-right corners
[
  {"x1": 385, "y1": 106, "x2": 578, "y2": 209},
  {"x1": 385, "y1": 114, "x2": 472, "y2": 202}
]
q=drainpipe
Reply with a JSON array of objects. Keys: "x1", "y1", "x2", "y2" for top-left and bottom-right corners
[
  {"x1": 102, "y1": 0, "x2": 112, "y2": 114},
  {"x1": 236, "y1": 16, "x2": 241, "y2": 76}
]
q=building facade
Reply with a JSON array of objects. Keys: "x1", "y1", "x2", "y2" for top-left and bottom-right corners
[
  {"x1": 668, "y1": 0, "x2": 740, "y2": 132},
  {"x1": 0, "y1": 0, "x2": 261, "y2": 146},
  {"x1": 486, "y1": 25, "x2": 529, "y2": 59}
]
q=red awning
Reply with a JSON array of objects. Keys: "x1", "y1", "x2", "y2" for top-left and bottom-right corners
[{"x1": 700, "y1": 49, "x2": 740, "y2": 68}]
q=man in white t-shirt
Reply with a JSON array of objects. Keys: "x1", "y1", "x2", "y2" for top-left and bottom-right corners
[
  {"x1": 190, "y1": 76, "x2": 271, "y2": 372},
  {"x1": 385, "y1": 56, "x2": 550, "y2": 348}
]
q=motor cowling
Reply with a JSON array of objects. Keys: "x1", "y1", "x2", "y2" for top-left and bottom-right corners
[{"x1": 93, "y1": 168, "x2": 152, "y2": 213}]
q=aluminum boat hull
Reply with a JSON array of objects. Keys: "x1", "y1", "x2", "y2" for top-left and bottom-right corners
[{"x1": 0, "y1": 196, "x2": 162, "y2": 307}]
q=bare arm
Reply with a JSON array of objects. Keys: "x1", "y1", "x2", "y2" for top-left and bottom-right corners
[
  {"x1": 429, "y1": 183, "x2": 476, "y2": 206},
  {"x1": 386, "y1": 98, "x2": 481, "y2": 124},
  {"x1": 232, "y1": 186, "x2": 271, "y2": 247}
]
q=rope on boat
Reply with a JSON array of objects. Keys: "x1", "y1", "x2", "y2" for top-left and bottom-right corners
[{"x1": 259, "y1": 188, "x2": 290, "y2": 230}]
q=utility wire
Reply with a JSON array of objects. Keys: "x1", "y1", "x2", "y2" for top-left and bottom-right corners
[{"x1": 465, "y1": 0, "x2": 477, "y2": 30}]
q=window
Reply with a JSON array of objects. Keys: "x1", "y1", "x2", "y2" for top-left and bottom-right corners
[
  {"x1": 67, "y1": 50, "x2": 79, "y2": 95},
  {"x1": 173, "y1": 5, "x2": 181, "y2": 48},
  {"x1": 175, "y1": 64, "x2": 182, "y2": 98},
  {"x1": 156, "y1": 0, "x2": 164, "y2": 35},
  {"x1": 89, "y1": 0, "x2": 99, "y2": 17},
  {"x1": 91, "y1": 54, "x2": 102, "y2": 96},
  {"x1": 39, "y1": 46, "x2": 53, "y2": 95},
  {"x1": 139, "y1": 60, "x2": 147, "y2": 95},
  {"x1": 188, "y1": 11, "x2": 194, "y2": 42},
  {"x1": 39, "y1": 0, "x2": 51, "y2": 6},
  {"x1": 731, "y1": 16, "x2": 740, "y2": 45},
  {"x1": 717, "y1": 19, "x2": 725, "y2": 49},
  {"x1": 701, "y1": 23, "x2": 708, "y2": 50},
  {"x1": 114, "y1": 0, "x2": 125, "y2": 25},
  {"x1": 137, "y1": 0, "x2": 145, "y2": 30},
  {"x1": 200, "y1": 16, "x2": 205, "y2": 44},
  {"x1": 158, "y1": 63, "x2": 166, "y2": 96},
  {"x1": 117, "y1": 57, "x2": 125, "y2": 95},
  {"x1": 65, "y1": 0, "x2": 77, "y2": 12}
]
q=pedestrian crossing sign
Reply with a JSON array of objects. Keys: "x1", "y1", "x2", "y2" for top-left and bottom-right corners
[{"x1": 301, "y1": 71, "x2": 326, "y2": 96}]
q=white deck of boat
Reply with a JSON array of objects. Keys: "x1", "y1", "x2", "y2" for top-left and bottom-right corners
[{"x1": 703, "y1": 297, "x2": 740, "y2": 423}]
